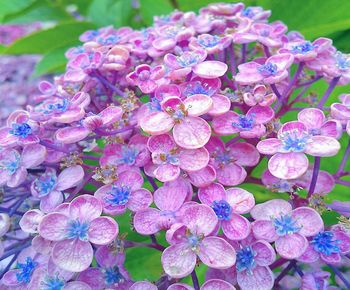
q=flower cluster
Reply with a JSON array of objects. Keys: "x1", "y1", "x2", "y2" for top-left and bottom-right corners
[{"x1": 1, "y1": 2, "x2": 350, "y2": 290}]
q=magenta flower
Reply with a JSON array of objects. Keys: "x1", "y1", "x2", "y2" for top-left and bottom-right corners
[
  {"x1": 167, "y1": 279, "x2": 236, "y2": 290},
  {"x1": 235, "y1": 53, "x2": 294, "y2": 85},
  {"x1": 0, "y1": 144, "x2": 46, "y2": 187},
  {"x1": 189, "y1": 34, "x2": 232, "y2": 55},
  {"x1": 205, "y1": 136, "x2": 260, "y2": 186},
  {"x1": 31, "y1": 166, "x2": 84, "y2": 213},
  {"x1": 20, "y1": 209, "x2": 44, "y2": 234},
  {"x1": 201, "y1": 2, "x2": 244, "y2": 16},
  {"x1": 145, "y1": 133, "x2": 209, "y2": 182},
  {"x1": 77, "y1": 245, "x2": 132, "y2": 289},
  {"x1": 212, "y1": 105, "x2": 275, "y2": 138},
  {"x1": 126, "y1": 64, "x2": 166, "y2": 94},
  {"x1": 38, "y1": 195, "x2": 119, "y2": 272},
  {"x1": 0, "y1": 110, "x2": 39, "y2": 147},
  {"x1": 251, "y1": 199, "x2": 324, "y2": 259},
  {"x1": 300, "y1": 271, "x2": 331, "y2": 290},
  {"x1": 134, "y1": 180, "x2": 189, "y2": 235},
  {"x1": 130, "y1": 281, "x2": 157, "y2": 290},
  {"x1": 198, "y1": 183, "x2": 254, "y2": 240},
  {"x1": 94, "y1": 170, "x2": 153, "y2": 215},
  {"x1": 257, "y1": 121, "x2": 341, "y2": 179},
  {"x1": 331, "y1": 94, "x2": 350, "y2": 128},
  {"x1": 102, "y1": 45, "x2": 130, "y2": 71},
  {"x1": 243, "y1": 84, "x2": 276, "y2": 107},
  {"x1": 298, "y1": 225, "x2": 350, "y2": 264},
  {"x1": 322, "y1": 51, "x2": 350, "y2": 85},
  {"x1": 140, "y1": 97, "x2": 212, "y2": 149},
  {"x1": 161, "y1": 204, "x2": 236, "y2": 278},
  {"x1": 239, "y1": 6, "x2": 271, "y2": 21}
]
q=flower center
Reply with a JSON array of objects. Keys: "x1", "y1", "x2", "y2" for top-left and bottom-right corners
[
  {"x1": 280, "y1": 130, "x2": 310, "y2": 152},
  {"x1": 15, "y1": 257, "x2": 38, "y2": 284},
  {"x1": 42, "y1": 276, "x2": 65, "y2": 290},
  {"x1": 45, "y1": 99, "x2": 69, "y2": 114},
  {"x1": 187, "y1": 233, "x2": 202, "y2": 251},
  {"x1": 33, "y1": 173, "x2": 57, "y2": 197},
  {"x1": 66, "y1": 220, "x2": 89, "y2": 241},
  {"x1": 242, "y1": 7, "x2": 254, "y2": 18},
  {"x1": 198, "y1": 35, "x2": 220, "y2": 48},
  {"x1": 292, "y1": 41, "x2": 315, "y2": 54},
  {"x1": 258, "y1": 62, "x2": 277, "y2": 76},
  {"x1": 1, "y1": 151, "x2": 20, "y2": 175},
  {"x1": 119, "y1": 146, "x2": 139, "y2": 165},
  {"x1": 211, "y1": 200, "x2": 232, "y2": 220},
  {"x1": 98, "y1": 35, "x2": 120, "y2": 45},
  {"x1": 184, "y1": 81, "x2": 213, "y2": 97},
  {"x1": 10, "y1": 123, "x2": 32, "y2": 138},
  {"x1": 147, "y1": 98, "x2": 162, "y2": 112},
  {"x1": 177, "y1": 52, "x2": 200, "y2": 67},
  {"x1": 335, "y1": 51, "x2": 350, "y2": 71},
  {"x1": 214, "y1": 150, "x2": 232, "y2": 166},
  {"x1": 106, "y1": 185, "x2": 131, "y2": 206},
  {"x1": 232, "y1": 114, "x2": 255, "y2": 131},
  {"x1": 273, "y1": 214, "x2": 301, "y2": 236},
  {"x1": 104, "y1": 266, "x2": 125, "y2": 285},
  {"x1": 271, "y1": 180, "x2": 294, "y2": 193},
  {"x1": 236, "y1": 246, "x2": 256, "y2": 272},
  {"x1": 138, "y1": 70, "x2": 151, "y2": 81},
  {"x1": 311, "y1": 231, "x2": 340, "y2": 256}
]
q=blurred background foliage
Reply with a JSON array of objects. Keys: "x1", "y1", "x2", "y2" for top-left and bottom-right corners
[
  {"x1": 0, "y1": 0, "x2": 350, "y2": 283},
  {"x1": 1, "y1": 0, "x2": 350, "y2": 76}
]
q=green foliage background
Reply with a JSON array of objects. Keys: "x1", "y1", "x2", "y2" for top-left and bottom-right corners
[{"x1": 1, "y1": 0, "x2": 349, "y2": 285}]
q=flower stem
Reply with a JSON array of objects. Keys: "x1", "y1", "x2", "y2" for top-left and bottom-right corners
[
  {"x1": 39, "y1": 140, "x2": 70, "y2": 154},
  {"x1": 228, "y1": 44, "x2": 236, "y2": 76},
  {"x1": 274, "y1": 260, "x2": 296, "y2": 287},
  {"x1": 191, "y1": 269, "x2": 200, "y2": 290},
  {"x1": 336, "y1": 139, "x2": 350, "y2": 176},
  {"x1": 280, "y1": 62, "x2": 304, "y2": 105},
  {"x1": 317, "y1": 76, "x2": 340, "y2": 108},
  {"x1": 328, "y1": 264, "x2": 350, "y2": 289},
  {"x1": 270, "y1": 84, "x2": 282, "y2": 100},
  {"x1": 307, "y1": 157, "x2": 321, "y2": 199}
]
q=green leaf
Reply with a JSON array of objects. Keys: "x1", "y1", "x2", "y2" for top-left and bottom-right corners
[
  {"x1": 2, "y1": 21, "x2": 96, "y2": 55},
  {"x1": 0, "y1": 0, "x2": 36, "y2": 22},
  {"x1": 33, "y1": 46, "x2": 70, "y2": 76},
  {"x1": 139, "y1": 0, "x2": 174, "y2": 25}
]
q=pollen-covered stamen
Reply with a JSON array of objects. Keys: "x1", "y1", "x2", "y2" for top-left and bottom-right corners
[
  {"x1": 270, "y1": 180, "x2": 294, "y2": 193},
  {"x1": 45, "y1": 99, "x2": 69, "y2": 114},
  {"x1": 280, "y1": 129, "x2": 310, "y2": 152},
  {"x1": 0, "y1": 152, "x2": 20, "y2": 175},
  {"x1": 10, "y1": 123, "x2": 32, "y2": 138},
  {"x1": 118, "y1": 146, "x2": 139, "y2": 165},
  {"x1": 211, "y1": 200, "x2": 232, "y2": 220},
  {"x1": 292, "y1": 41, "x2": 316, "y2": 54},
  {"x1": 273, "y1": 214, "x2": 301, "y2": 236},
  {"x1": 176, "y1": 52, "x2": 201, "y2": 67},
  {"x1": 15, "y1": 257, "x2": 38, "y2": 284},
  {"x1": 184, "y1": 81, "x2": 213, "y2": 97},
  {"x1": 334, "y1": 51, "x2": 350, "y2": 71},
  {"x1": 42, "y1": 275, "x2": 65, "y2": 290},
  {"x1": 165, "y1": 103, "x2": 188, "y2": 122},
  {"x1": 106, "y1": 185, "x2": 131, "y2": 206},
  {"x1": 33, "y1": 173, "x2": 57, "y2": 197},
  {"x1": 157, "y1": 150, "x2": 179, "y2": 166},
  {"x1": 212, "y1": 148, "x2": 235, "y2": 168},
  {"x1": 258, "y1": 62, "x2": 278, "y2": 77},
  {"x1": 93, "y1": 165, "x2": 118, "y2": 184},
  {"x1": 66, "y1": 220, "x2": 89, "y2": 241},
  {"x1": 311, "y1": 231, "x2": 341, "y2": 256},
  {"x1": 198, "y1": 35, "x2": 221, "y2": 48},
  {"x1": 232, "y1": 114, "x2": 255, "y2": 131},
  {"x1": 236, "y1": 246, "x2": 257, "y2": 273},
  {"x1": 103, "y1": 266, "x2": 125, "y2": 285}
]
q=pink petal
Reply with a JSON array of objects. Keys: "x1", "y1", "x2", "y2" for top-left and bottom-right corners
[
  {"x1": 292, "y1": 207, "x2": 324, "y2": 237},
  {"x1": 19, "y1": 209, "x2": 44, "y2": 234},
  {"x1": 275, "y1": 233, "x2": 308, "y2": 259},
  {"x1": 297, "y1": 244, "x2": 319, "y2": 263},
  {"x1": 65, "y1": 281, "x2": 92, "y2": 290},
  {"x1": 320, "y1": 120, "x2": 342, "y2": 139},
  {"x1": 208, "y1": 94, "x2": 231, "y2": 116},
  {"x1": 140, "y1": 111, "x2": 174, "y2": 135},
  {"x1": 187, "y1": 165, "x2": 217, "y2": 188},
  {"x1": 7, "y1": 166, "x2": 27, "y2": 187},
  {"x1": 247, "y1": 105, "x2": 275, "y2": 124},
  {"x1": 201, "y1": 279, "x2": 236, "y2": 290},
  {"x1": 154, "y1": 164, "x2": 180, "y2": 182},
  {"x1": 193, "y1": 61, "x2": 228, "y2": 79},
  {"x1": 56, "y1": 165, "x2": 84, "y2": 191},
  {"x1": 256, "y1": 138, "x2": 283, "y2": 155},
  {"x1": 52, "y1": 239, "x2": 93, "y2": 272},
  {"x1": 268, "y1": 152, "x2": 308, "y2": 179},
  {"x1": 198, "y1": 183, "x2": 226, "y2": 205},
  {"x1": 320, "y1": 252, "x2": 341, "y2": 264},
  {"x1": 198, "y1": 236, "x2": 236, "y2": 269},
  {"x1": 183, "y1": 94, "x2": 213, "y2": 116},
  {"x1": 69, "y1": 195, "x2": 102, "y2": 222},
  {"x1": 154, "y1": 185, "x2": 187, "y2": 211},
  {"x1": 222, "y1": 214, "x2": 251, "y2": 240},
  {"x1": 117, "y1": 170, "x2": 144, "y2": 191},
  {"x1": 252, "y1": 220, "x2": 278, "y2": 242},
  {"x1": 2, "y1": 269, "x2": 21, "y2": 286},
  {"x1": 228, "y1": 142, "x2": 260, "y2": 167},
  {"x1": 147, "y1": 133, "x2": 176, "y2": 153},
  {"x1": 212, "y1": 112, "x2": 240, "y2": 135},
  {"x1": 21, "y1": 144, "x2": 47, "y2": 168},
  {"x1": 182, "y1": 204, "x2": 218, "y2": 236},
  {"x1": 38, "y1": 212, "x2": 69, "y2": 241},
  {"x1": 130, "y1": 281, "x2": 158, "y2": 290},
  {"x1": 51, "y1": 107, "x2": 85, "y2": 123},
  {"x1": 226, "y1": 188, "x2": 255, "y2": 214},
  {"x1": 179, "y1": 147, "x2": 209, "y2": 172},
  {"x1": 235, "y1": 62, "x2": 263, "y2": 85},
  {"x1": 128, "y1": 188, "x2": 153, "y2": 212},
  {"x1": 278, "y1": 121, "x2": 308, "y2": 137},
  {"x1": 99, "y1": 106, "x2": 123, "y2": 126},
  {"x1": 251, "y1": 199, "x2": 292, "y2": 221},
  {"x1": 297, "y1": 108, "x2": 325, "y2": 130},
  {"x1": 268, "y1": 53, "x2": 294, "y2": 70},
  {"x1": 237, "y1": 266, "x2": 274, "y2": 290},
  {"x1": 167, "y1": 283, "x2": 194, "y2": 290},
  {"x1": 161, "y1": 243, "x2": 197, "y2": 278},
  {"x1": 216, "y1": 163, "x2": 247, "y2": 186},
  {"x1": 173, "y1": 116, "x2": 211, "y2": 149},
  {"x1": 88, "y1": 216, "x2": 118, "y2": 245},
  {"x1": 134, "y1": 208, "x2": 161, "y2": 235},
  {"x1": 252, "y1": 240, "x2": 276, "y2": 266},
  {"x1": 333, "y1": 229, "x2": 350, "y2": 253},
  {"x1": 40, "y1": 190, "x2": 64, "y2": 213},
  {"x1": 55, "y1": 126, "x2": 90, "y2": 144},
  {"x1": 305, "y1": 136, "x2": 340, "y2": 157}
]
